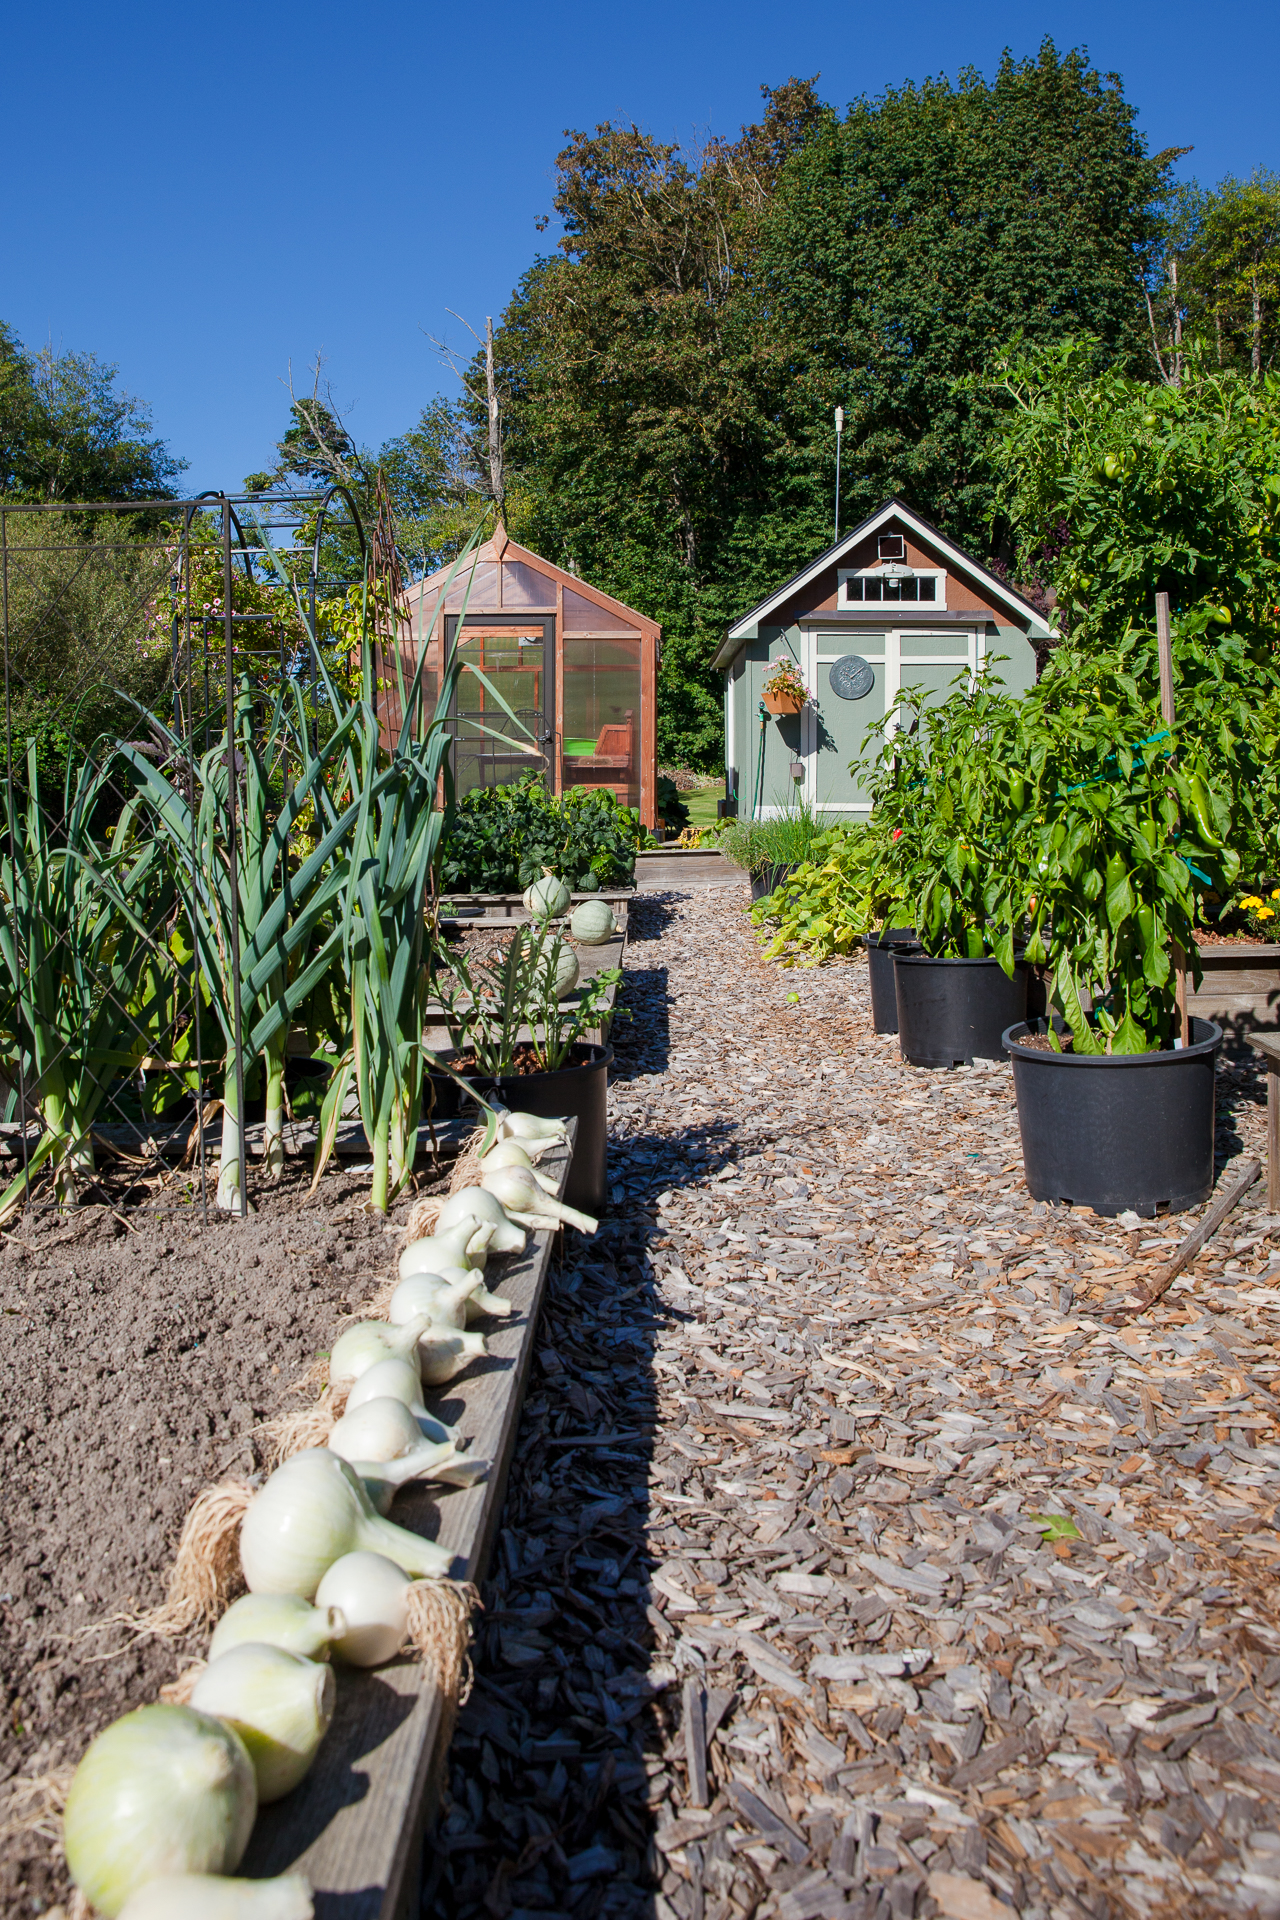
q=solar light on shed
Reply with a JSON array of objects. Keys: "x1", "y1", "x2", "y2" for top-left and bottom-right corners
[{"x1": 834, "y1": 406, "x2": 844, "y2": 540}]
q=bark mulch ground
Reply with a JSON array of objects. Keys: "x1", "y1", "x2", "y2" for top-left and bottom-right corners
[{"x1": 434, "y1": 885, "x2": 1280, "y2": 1920}]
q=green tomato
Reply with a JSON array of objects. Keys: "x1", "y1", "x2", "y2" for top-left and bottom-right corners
[
  {"x1": 1212, "y1": 604, "x2": 1232, "y2": 625},
  {"x1": 1143, "y1": 412, "x2": 1158, "y2": 428},
  {"x1": 1103, "y1": 453, "x2": 1122, "y2": 481}
]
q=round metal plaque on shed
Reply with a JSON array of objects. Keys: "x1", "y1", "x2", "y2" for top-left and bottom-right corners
[{"x1": 828, "y1": 654, "x2": 875, "y2": 701}]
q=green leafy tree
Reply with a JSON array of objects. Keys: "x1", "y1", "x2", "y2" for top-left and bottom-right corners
[
  {"x1": 487, "y1": 79, "x2": 828, "y2": 768},
  {"x1": 1193, "y1": 171, "x2": 1280, "y2": 377},
  {"x1": 756, "y1": 43, "x2": 1177, "y2": 555},
  {"x1": 0, "y1": 324, "x2": 184, "y2": 501},
  {"x1": 486, "y1": 47, "x2": 1176, "y2": 766}
]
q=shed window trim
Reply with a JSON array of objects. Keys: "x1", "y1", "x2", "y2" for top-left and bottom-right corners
[{"x1": 837, "y1": 567, "x2": 946, "y2": 610}]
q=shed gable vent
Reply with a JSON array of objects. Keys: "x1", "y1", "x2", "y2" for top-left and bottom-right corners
[{"x1": 878, "y1": 533, "x2": 906, "y2": 561}]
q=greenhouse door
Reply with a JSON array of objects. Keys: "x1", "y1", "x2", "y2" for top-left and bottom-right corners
[{"x1": 445, "y1": 614, "x2": 554, "y2": 797}]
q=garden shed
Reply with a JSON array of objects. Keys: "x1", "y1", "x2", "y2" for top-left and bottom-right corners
[
  {"x1": 715, "y1": 499, "x2": 1055, "y2": 818},
  {"x1": 392, "y1": 526, "x2": 661, "y2": 827}
]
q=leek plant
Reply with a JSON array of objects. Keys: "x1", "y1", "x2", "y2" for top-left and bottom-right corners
[
  {"x1": 305, "y1": 532, "x2": 541, "y2": 1211},
  {"x1": 0, "y1": 741, "x2": 173, "y2": 1215},
  {"x1": 118, "y1": 679, "x2": 365, "y2": 1210}
]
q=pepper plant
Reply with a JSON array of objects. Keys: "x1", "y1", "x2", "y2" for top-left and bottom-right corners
[{"x1": 856, "y1": 666, "x2": 1030, "y2": 974}]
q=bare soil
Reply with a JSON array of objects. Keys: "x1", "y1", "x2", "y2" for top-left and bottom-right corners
[{"x1": 0, "y1": 1159, "x2": 420, "y2": 1917}]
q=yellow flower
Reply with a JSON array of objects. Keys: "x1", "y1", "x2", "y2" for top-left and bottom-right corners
[
  {"x1": 1259, "y1": 907, "x2": 1276, "y2": 921},
  {"x1": 1240, "y1": 895, "x2": 1264, "y2": 909},
  {"x1": 1272, "y1": 889, "x2": 1280, "y2": 900}
]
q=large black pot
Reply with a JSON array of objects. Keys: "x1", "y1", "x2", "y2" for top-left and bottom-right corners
[
  {"x1": 865, "y1": 927, "x2": 917, "y2": 1034},
  {"x1": 751, "y1": 862, "x2": 798, "y2": 903},
  {"x1": 895, "y1": 953, "x2": 1029, "y2": 1067},
  {"x1": 464, "y1": 1042, "x2": 613, "y2": 1216},
  {"x1": 1003, "y1": 1017, "x2": 1222, "y2": 1216}
]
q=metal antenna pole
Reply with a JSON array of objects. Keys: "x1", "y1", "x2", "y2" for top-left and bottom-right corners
[{"x1": 834, "y1": 406, "x2": 844, "y2": 541}]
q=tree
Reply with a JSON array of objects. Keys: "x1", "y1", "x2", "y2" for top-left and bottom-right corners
[
  {"x1": 0, "y1": 325, "x2": 184, "y2": 501},
  {"x1": 755, "y1": 42, "x2": 1177, "y2": 556},
  {"x1": 488, "y1": 79, "x2": 828, "y2": 766},
  {"x1": 1193, "y1": 171, "x2": 1280, "y2": 377},
  {"x1": 486, "y1": 48, "x2": 1177, "y2": 766}
]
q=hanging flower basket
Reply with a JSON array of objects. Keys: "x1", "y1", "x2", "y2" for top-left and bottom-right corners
[{"x1": 761, "y1": 661, "x2": 808, "y2": 716}]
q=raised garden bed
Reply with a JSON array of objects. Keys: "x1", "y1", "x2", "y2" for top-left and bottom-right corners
[
  {"x1": 1188, "y1": 940, "x2": 1280, "y2": 1043},
  {"x1": 1, "y1": 1130, "x2": 573, "y2": 1917}
]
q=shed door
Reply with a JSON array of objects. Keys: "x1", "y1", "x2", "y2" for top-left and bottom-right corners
[
  {"x1": 445, "y1": 614, "x2": 554, "y2": 796},
  {"x1": 806, "y1": 631, "x2": 889, "y2": 814}
]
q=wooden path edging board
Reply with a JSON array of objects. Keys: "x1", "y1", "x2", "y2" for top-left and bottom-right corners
[
  {"x1": 241, "y1": 1126, "x2": 575, "y2": 1916},
  {"x1": 633, "y1": 849, "x2": 742, "y2": 890}
]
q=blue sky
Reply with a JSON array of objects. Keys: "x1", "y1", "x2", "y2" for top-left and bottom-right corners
[{"x1": 5, "y1": 0, "x2": 1276, "y2": 494}]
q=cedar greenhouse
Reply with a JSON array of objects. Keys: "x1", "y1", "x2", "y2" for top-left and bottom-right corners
[{"x1": 388, "y1": 526, "x2": 662, "y2": 828}]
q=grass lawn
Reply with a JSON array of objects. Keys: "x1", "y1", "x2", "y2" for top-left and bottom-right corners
[{"x1": 681, "y1": 781, "x2": 725, "y2": 831}]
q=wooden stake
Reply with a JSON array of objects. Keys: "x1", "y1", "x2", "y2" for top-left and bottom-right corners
[
  {"x1": 1156, "y1": 591, "x2": 1190, "y2": 1043},
  {"x1": 1115, "y1": 1156, "x2": 1260, "y2": 1317},
  {"x1": 1156, "y1": 591, "x2": 1175, "y2": 729}
]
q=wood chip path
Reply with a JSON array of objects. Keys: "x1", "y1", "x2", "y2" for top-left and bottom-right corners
[{"x1": 431, "y1": 884, "x2": 1280, "y2": 1920}]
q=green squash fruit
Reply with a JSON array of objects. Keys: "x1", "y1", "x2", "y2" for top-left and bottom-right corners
[
  {"x1": 535, "y1": 944, "x2": 580, "y2": 999},
  {"x1": 522, "y1": 875, "x2": 571, "y2": 922},
  {"x1": 570, "y1": 900, "x2": 617, "y2": 946}
]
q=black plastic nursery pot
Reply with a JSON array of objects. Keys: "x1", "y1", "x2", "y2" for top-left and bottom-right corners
[
  {"x1": 750, "y1": 862, "x2": 798, "y2": 903},
  {"x1": 1003, "y1": 1017, "x2": 1222, "y2": 1217},
  {"x1": 895, "y1": 952, "x2": 1029, "y2": 1067},
  {"x1": 865, "y1": 927, "x2": 917, "y2": 1034},
  {"x1": 466, "y1": 1042, "x2": 613, "y2": 1216}
]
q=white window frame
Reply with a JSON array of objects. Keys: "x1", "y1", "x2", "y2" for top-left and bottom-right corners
[{"x1": 837, "y1": 566, "x2": 947, "y2": 612}]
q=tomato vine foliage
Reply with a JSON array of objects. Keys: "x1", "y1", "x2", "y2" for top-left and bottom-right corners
[{"x1": 436, "y1": 776, "x2": 639, "y2": 894}]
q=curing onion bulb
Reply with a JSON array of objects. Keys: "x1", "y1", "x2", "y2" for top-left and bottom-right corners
[
  {"x1": 190, "y1": 1645, "x2": 335, "y2": 1803},
  {"x1": 209, "y1": 1593, "x2": 344, "y2": 1664},
  {"x1": 239, "y1": 1449, "x2": 452, "y2": 1597},
  {"x1": 117, "y1": 1876, "x2": 314, "y2": 1920},
  {"x1": 63, "y1": 1703, "x2": 257, "y2": 1917},
  {"x1": 345, "y1": 1357, "x2": 454, "y2": 1442},
  {"x1": 433, "y1": 1187, "x2": 527, "y2": 1252},
  {"x1": 328, "y1": 1314, "x2": 429, "y2": 1387},
  {"x1": 314, "y1": 1551, "x2": 427, "y2": 1667},
  {"x1": 387, "y1": 1271, "x2": 482, "y2": 1331}
]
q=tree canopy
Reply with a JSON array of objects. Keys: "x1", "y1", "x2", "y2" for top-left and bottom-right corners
[
  {"x1": 0, "y1": 324, "x2": 184, "y2": 502},
  {"x1": 482, "y1": 43, "x2": 1181, "y2": 765}
]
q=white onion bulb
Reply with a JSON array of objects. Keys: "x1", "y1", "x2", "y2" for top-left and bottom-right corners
[
  {"x1": 209, "y1": 1594, "x2": 344, "y2": 1664},
  {"x1": 330, "y1": 1394, "x2": 424, "y2": 1464},
  {"x1": 480, "y1": 1165, "x2": 597, "y2": 1235},
  {"x1": 190, "y1": 1645, "x2": 335, "y2": 1803},
  {"x1": 328, "y1": 1314, "x2": 429, "y2": 1387},
  {"x1": 478, "y1": 1139, "x2": 558, "y2": 1195},
  {"x1": 417, "y1": 1326, "x2": 488, "y2": 1386},
  {"x1": 64, "y1": 1703, "x2": 257, "y2": 1917},
  {"x1": 495, "y1": 1109, "x2": 567, "y2": 1153},
  {"x1": 314, "y1": 1551, "x2": 416, "y2": 1667},
  {"x1": 239, "y1": 1449, "x2": 451, "y2": 1596},
  {"x1": 388, "y1": 1270, "x2": 483, "y2": 1330},
  {"x1": 398, "y1": 1221, "x2": 493, "y2": 1279},
  {"x1": 345, "y1": 1357, "x2": 454, "y2": 1442},
  {"x1": 117, "y1": 1875, "x2": 314, "y2": 1920},
  {"x1": 432, "y1": 1187, "x2": 527, "y2": 1252}
]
